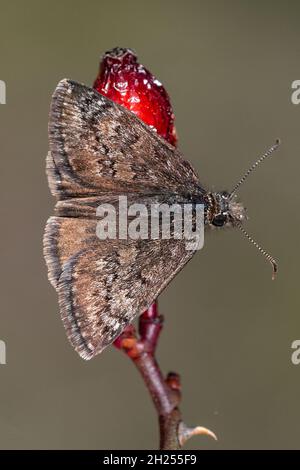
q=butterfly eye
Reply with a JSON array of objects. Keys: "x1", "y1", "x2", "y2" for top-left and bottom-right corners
[{"x1": 212, "y1": 214, "x2": 227, "y2": 227}]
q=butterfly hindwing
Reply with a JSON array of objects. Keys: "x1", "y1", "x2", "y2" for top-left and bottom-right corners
[{"x1": 57, "y1": 235, "x2": 194, "y2": 359}]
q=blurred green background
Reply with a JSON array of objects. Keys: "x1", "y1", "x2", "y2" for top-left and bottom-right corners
[{"x1": 0, "y1": 0, "x2": 299, "y2": 449}]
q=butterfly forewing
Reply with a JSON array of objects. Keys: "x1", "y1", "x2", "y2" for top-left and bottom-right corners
[{"x1": 48, "y1": 79, "x2": 203, "y2": 198}]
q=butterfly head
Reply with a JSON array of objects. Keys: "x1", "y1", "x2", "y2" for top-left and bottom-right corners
[
  {"x1": 208, "y1": 191, "x2": 246, "y2": 228},
  {"x1": 206, "y1": 140, "x2": 281, "y2": 279}
]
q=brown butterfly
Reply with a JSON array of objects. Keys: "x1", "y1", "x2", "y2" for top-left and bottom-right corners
[{"x1": 44, "y1": 79, "x2": 279, "y2": 359}]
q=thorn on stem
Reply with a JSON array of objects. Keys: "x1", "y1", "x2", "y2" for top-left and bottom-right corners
[{"x1": 178, "y1": 421, "x2": 218, "y2": 447}]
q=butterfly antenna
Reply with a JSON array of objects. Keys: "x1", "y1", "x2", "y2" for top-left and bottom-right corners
[
  {"x1": 229, "y1": 139, "x2": 281, "y2": 198},
  {"x1": 236, "y1": 222, "x2": 277, "y2": 280}
]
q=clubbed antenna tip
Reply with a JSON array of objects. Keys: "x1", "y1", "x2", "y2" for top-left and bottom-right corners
[{"x1": 236, "y1": 222, "x2": 278, "y2": 280}]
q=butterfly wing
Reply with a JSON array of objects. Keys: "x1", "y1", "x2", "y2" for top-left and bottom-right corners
[
  {"x1": 45, "y1": 79, "x2": 204, "y2": 359},
  {"x1": 44, "y1": 212, "x2": 195, "y2": 359},
  {"x1": 48, "y1": 79, "x2": 203, "y2": 199}
]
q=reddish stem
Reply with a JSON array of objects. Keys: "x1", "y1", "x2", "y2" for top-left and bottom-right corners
[{"x1": 114, "y1": 301, "x2": 182, "y2": 449}]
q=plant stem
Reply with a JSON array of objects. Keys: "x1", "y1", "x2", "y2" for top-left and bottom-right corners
[{"x1": 114, "y1": 301, "x2": 216, "y2": 449}]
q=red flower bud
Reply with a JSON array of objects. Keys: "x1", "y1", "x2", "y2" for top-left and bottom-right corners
[{"x1": 93, "y1": 47, "x2": 177, "y2": 146}]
